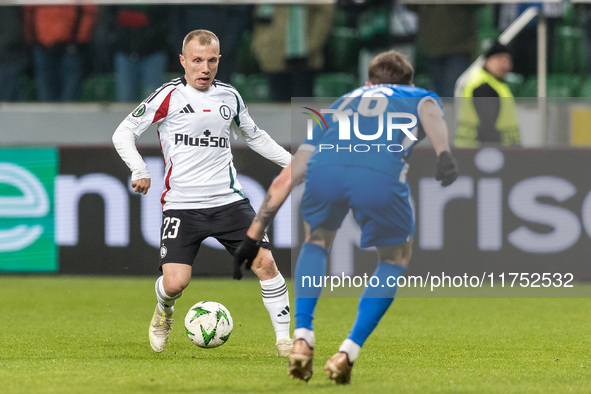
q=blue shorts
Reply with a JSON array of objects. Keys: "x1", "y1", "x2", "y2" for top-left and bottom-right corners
[{"x1": 301, "y1": 166, "x2": 414, "y2": 248}]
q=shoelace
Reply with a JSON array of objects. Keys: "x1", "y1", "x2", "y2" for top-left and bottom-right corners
[{"x1": 157, "y1": 315, "x2": 174, "y2": 329}]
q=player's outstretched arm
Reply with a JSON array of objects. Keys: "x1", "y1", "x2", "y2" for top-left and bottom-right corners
[
  {"x1": 247, "y1": 149, "x2": 310, "y2": 241},
  {"x1": 233, "y1": 150, "x2": 310, "y2": 279},
  {"x1": 419, "y1": 99, "x2": 459, "y2": 187}
]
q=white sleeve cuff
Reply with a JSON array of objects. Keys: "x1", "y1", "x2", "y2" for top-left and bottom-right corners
[{"x1": 112, "y1": 126, "x2": 150, "y2": 180}]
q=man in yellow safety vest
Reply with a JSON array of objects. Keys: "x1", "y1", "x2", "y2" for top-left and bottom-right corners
[{"x1": 455, "y1": 42, "x2": 521, "y2": 147}]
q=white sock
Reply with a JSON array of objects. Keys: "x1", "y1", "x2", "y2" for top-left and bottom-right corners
[
  {"x1": 155, "y1": 275, "x2": 181, "y2": 317},
  {"x1": 293, "y1": 328, "x2": 315, "y2": 348},
  {"x1": 260, "y1": 273, "x2": 291, "y2": 342},
  {"x1": 339, "y1": 338, "x2": 361, "y2": 364}
]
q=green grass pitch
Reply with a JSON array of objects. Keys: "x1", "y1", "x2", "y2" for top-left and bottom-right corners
[{"x1": 1, "y1": 276, "x2": 590, "y2": 393}]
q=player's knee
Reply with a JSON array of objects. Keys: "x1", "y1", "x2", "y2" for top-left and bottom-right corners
[
  {"x1": 305, "y1": 227, "x2": 336, "y2": 250},
  {"x1": 163, "y1": 274, "x2": 190, "y2": 296},
  {"x1": 377, "y1": 241, "x2": 412, "y2": 266},
  {"x1": 390, "y1": 255, "x2": 411, "y2": 267}
]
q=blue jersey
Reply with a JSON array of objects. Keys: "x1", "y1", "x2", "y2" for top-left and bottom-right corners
[{"x1": 300, "y1": 84, "x2": 442, "y2": 176}]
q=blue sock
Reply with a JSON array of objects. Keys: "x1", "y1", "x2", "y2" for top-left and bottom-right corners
[
  {"x1": 348, "y1": 262, "x2": 407, "y2": 346},
  {"x1": 294, "y1": 242, "x2": 329, "y2": 331}
]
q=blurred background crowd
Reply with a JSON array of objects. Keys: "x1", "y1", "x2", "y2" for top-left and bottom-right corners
[{"x1": 1, "y1": 1, "x2": 590, "y2": 103}]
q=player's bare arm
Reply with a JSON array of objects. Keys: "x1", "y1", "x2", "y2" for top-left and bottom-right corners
[
  {"x1": 234, "y1": 150, "x2": 311, "y2": 279},
  {"x1": 418, "y1": 99, "x2": 459, "y2": 186},
  {"x1": 246, "y1": 150, "x2": 311, "y2": 241},
  {"x1": 418, "y1": 99, "x2": 451, "y2": 156}
]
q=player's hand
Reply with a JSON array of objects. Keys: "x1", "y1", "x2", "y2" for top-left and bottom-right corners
[
  {"x1": 435, "y1": 151, "x2": 458, "y2": 187},
  {"x1": 233, "y1": 236, "x2": 261, "y2": 280},
  {"x1": 131, "y1": 178, "x2": 151, "y2": 195}
]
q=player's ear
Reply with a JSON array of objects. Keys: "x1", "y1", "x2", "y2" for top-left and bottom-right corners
[{"x1": 179, "y1": 54, "x2": 185, "y2": 68}]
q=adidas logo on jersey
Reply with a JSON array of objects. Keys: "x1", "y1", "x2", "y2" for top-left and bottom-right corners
[{"x1": 179, "y1": 104, "x2": 195, "y2": 114}]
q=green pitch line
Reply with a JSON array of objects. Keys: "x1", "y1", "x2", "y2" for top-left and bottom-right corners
[{"x1": 0, "y1": 276, "x2": 589, "y2": 393}]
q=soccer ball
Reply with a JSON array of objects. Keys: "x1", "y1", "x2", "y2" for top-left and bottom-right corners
[{"x1": 184, "y1": 301, "x2": 233, "y2": 348}]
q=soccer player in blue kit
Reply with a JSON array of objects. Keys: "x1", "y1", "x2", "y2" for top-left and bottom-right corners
[{"x1": 233, "y1": 50, "x2": 459, "y2": 384}]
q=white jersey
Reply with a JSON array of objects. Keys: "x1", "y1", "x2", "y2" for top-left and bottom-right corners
[{"x1": 114, "y1": 77, "x2": 291, "y2": 210}]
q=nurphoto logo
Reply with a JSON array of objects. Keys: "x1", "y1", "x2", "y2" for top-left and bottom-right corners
[{"x1": 302, "y1": 101, "x2": 418, "y2": 153}]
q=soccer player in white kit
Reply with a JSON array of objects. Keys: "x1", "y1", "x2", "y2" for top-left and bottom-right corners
[{"x1": 112, "y1": 30, "x2": 293, "y2": 356}]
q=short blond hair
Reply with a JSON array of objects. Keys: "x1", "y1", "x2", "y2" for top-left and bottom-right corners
[{"x1": 182, "y1": 29, "x2": 220, "y2": 55}]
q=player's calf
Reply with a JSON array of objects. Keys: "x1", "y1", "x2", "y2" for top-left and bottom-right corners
[{"x1": 253, "y1": 250, "x2": 292, "y2": 355}]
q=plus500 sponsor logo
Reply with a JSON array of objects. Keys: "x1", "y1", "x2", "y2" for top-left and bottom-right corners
[{"x1": 174, "y1": 132, "x2": 230, "y2": 148}]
